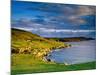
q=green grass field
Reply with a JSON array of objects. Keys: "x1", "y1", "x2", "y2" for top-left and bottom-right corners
[{"x1": 11, "y1": 54, "x2": 96, "y2": 75}]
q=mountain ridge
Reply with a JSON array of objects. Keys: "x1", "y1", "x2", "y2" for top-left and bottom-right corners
[{"x1": 45, "y1": 37, "x2": 95, "y2": 42}]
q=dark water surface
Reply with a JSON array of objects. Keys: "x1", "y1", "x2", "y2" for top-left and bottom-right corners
[{"x1": 47, "y1": 40, "x2": 96, "y2": 65}]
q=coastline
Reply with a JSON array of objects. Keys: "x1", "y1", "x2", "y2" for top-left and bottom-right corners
[{"x1": 42, "y1": 43, "x2": 71, "y2": 62}]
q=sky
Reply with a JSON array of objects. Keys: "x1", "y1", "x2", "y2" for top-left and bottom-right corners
[{"x1": 11, "y1": 1, "x2": 96, "y2": 38}]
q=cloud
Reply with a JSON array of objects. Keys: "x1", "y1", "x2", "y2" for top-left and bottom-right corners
[
  {"x1": 36, "y1": 28, "x2": 96, "y2": 38},
  {"x1": 38, "y1": 28, "x2": 96, "y2": 38},
  {"x1": 77, "y1": 6, "x2": 96, "y2": 16},
  {"x1": 12, "y1": 18, "x2": 46, "y2": 28},
  {"x1": 12, "y1": 22, "x2": 96, "y2": 38},
  {"x1": 13, "y1": 27, "x2": 34, "y2": 31},
  {"x1": 13, "y1": 26, "x2": 95, "y2": 34},
  {"x1": 61, "y1": 6, "x2": 95, "y2": 25},
  {"x1": 12, "y1": 2, "x2": 96, "y2": 38},
  {"x1": 68, "y1": 16, "x2": 86, "y2": 25},
  {"x1": 12, "y1": 2, "x2": 96, "y2": 27},
  {"x1": 48, "y1": 5, "x2": 95, "y2": 25},
  {"x1": 38, "y1": 28, "x2": 95, "y2": 33},
  {"x1": 27, "y1": 3, "x2": 95, "y2": 16},
  {"x1": 12, "y1": 15, "x2": 95, "y2": 32}
]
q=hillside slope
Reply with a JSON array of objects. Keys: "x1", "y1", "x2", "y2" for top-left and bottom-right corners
[{"x1": 11, "y1": 28, "x2": 67, "y2": 58}]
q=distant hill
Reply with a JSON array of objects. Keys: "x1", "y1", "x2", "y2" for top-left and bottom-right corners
[
  {"x1": 11, "y1": 28, "x2": 67, "y2": 58},
  {"x1": 46, "y1": 37, "x2": 95, "y2": 42}
]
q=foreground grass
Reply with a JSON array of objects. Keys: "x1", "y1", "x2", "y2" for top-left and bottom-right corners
[{"x1": 11, "y1": 54, "x2": 96, "y2": 75}]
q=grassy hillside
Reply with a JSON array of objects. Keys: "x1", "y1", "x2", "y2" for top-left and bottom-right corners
[
  {"x1": 11, "y1": 28, "x2": 68, "y2": 58},
  {"x1": 11, "y1": 54, "x2": 96, "y2": 75}
]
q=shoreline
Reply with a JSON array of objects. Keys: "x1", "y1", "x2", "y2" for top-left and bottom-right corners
[
  {"x1": 43, "y1": 43, "x2": 71, "y2": 62},
  {"x1": 43, "y1": 40, "x2": 96, "y2": 64}
]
